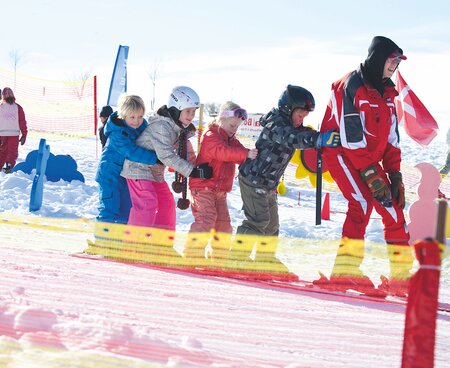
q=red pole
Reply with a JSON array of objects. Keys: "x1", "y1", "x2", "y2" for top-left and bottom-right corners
[
  {"x1": 93, "y1": 75, "x2": 99, "y2": 158},
  {"x1": 93, "y1": 75, "x2": 98, "y2": 136},
  {"x1": 401, "y1": 238, "x2": 441, "y2": 368},
  {"x1": 402, "y1": 200, "x2": 446, "y2": 368}
]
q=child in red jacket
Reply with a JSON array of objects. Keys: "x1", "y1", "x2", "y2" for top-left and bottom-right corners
[{"x1": 186, "y1": 101, "x2": 257, "y2": 261}]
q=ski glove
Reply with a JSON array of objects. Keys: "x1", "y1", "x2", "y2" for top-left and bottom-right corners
[
  {"x1": 19, "y1": 134, "x2": 26, "y2": 145},
  {"x1": 389, "y1": 171, "x2": 405, "y2": 209},
  {"x1": 189, "y1": 163, "x2": 213, "y2": 179},
  {"x1": 360, "y1": 165, "x2": 392, "y2": 207},
  {"x1": 316, "y1": 130, "x2": 340, "y2": 148}
]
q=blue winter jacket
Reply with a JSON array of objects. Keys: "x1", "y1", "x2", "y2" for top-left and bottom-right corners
[{"x1": 95, "y1": 112, "x2": 157, "y2": 184}]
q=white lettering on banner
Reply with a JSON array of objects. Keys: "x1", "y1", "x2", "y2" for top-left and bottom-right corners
[{"x1": 237, "y1": 114, "x2": 264, "y2": 138}]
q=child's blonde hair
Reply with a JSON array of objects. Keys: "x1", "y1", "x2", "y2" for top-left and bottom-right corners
[
  {"x1": 208, "y1": 101, "x2": 241, "y2": 127},
  {"x1": 117, "y1": 94, "x2": 145, "y2": 119}
]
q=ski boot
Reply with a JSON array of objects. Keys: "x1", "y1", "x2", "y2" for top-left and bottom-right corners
[
  {"x1": 313, "y1": 272, "x2": 386, "y2": 298},
  {"x1": 382, "y1": 244, "x2": 413, "y2": 297},
  {"x1": 378, "y1": 275, "x2": 409, "y2": 298},
  {"x1": 2, "y1": 162, "x2": 12, "y2": 174}
]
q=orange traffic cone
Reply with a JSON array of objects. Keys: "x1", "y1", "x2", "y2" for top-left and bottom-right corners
[{"x1": 321, "y1": 192, "x2": 330, "y2": 220}]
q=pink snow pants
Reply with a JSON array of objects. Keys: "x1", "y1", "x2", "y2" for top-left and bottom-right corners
[{"x1": 127, "y1": 179, "x2": 176, "y2": 230}]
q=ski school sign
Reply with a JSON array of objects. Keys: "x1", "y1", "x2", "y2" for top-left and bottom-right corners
[{"x1": 237, "y1": 114, "x2": 264, "y2": 138}]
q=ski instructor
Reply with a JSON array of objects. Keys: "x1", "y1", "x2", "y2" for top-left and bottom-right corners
[{"x1": 317, "y1": 36, "x2": 412, "y2": 297}]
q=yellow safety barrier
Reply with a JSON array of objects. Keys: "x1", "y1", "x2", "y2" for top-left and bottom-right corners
[{"x1": 1, "y1": 214, "x2": 449, "y2": 281}]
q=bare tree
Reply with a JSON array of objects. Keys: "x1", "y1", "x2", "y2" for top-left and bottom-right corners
[
  {"x1": 71, "y1": 70, "x2": 92, "y2": 100},
  {"x1": 9, "y1": 48, "x2": 26, "y2": 90},
  {"x1": 148, "y1": 59, "x2": 162, "y2": 111},
  {"x1": 204, "y1": 102, "x2": 220, "y2": 117}
]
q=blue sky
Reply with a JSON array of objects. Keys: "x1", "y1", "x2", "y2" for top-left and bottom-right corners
[{"x1": 2, "y1": 0, "x2": 450, "y2": 125}]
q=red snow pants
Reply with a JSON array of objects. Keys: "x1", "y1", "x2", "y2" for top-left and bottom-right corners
[
  {"x1": 189, "y1": 189, "x2": 233, "y2": 234},
  {"x1": 323, "y1": 153, "x2": 410, "y2": 245},
  {"x1": 0, "y1": 135, "x2": 19, "y2": 169}
]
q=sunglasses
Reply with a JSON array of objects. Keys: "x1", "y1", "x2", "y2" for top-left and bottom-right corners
[
  {"x1": 219, "y1": 108, "x2": 248, "y2": 121},
  {"x1": 388, "y1": 56, "x2": 403, "y2": 64}
]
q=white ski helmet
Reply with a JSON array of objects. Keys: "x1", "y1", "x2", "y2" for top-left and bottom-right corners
[{"x1": 167, "y1": 86, "x2": 200, "y2": 111}]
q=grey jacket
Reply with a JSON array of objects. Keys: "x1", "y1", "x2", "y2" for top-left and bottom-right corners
[{"x1": 121, "y1": 115, "x2": 196, "y2": 181}]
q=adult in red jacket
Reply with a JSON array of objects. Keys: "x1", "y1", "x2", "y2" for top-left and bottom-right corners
[
  {"x1": 318, "y1": 36, "x2": 412, "y2": 296},
  {"x1": 187, "y1": 101, "x2": 257, "y2": 261},
  {"x1": 0, "y1": 87, "x2": 28, "y2": 173}
]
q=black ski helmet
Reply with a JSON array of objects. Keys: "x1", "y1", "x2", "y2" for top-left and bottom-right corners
[{"x1": 278, "y1": 85, "x2": 315, "y2": 116}]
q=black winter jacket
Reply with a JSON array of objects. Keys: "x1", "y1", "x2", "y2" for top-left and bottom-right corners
[{"x1": 239, "y1": 108, "x2": 319, "y2": 190}]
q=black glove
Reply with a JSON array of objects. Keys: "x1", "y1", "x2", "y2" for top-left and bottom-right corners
[
  {"x1": 389, "y1": 171, "x2": 405, "y2": 209},
  {"x1": 19, "y1": 134, "x2": 27, "y2": 145},
  {"x1": 360, "y1": 165, "x2": 392, "y2": 207},
  {"x1": 189, "y1": 163, "x2": 213, "y2": 179}
]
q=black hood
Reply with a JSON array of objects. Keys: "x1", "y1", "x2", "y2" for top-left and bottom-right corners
[
  {"x1": 110, "y1": 111, "x2": 125, "y2": 127},
  {"x1": 156, "y1": 105, "x2": 196, "y2": 132},
  {"x1": 360, "y1": 36, "x2": 405, "y2": 95},
  {"x1": 157, "y1": 105, "x2": 181, "y2": 124}
]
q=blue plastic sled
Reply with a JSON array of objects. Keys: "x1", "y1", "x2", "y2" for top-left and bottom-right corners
[
  {"x1": 11, "y1": 138, "x2": 85, "y2": 212},
  {"x1": 12, "y1": 145, "x2": 85, "y2": 182}
]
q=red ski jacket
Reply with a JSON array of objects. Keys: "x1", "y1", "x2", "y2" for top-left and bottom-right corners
[
  {"x1": 189, "y1": 123, "x2": 248, "y2": 192},
  {"x1": 320, "y1": 68, "x2": 401, "y2": 173}
]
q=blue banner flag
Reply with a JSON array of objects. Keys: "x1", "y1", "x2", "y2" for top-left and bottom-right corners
[{"x1": 107, "y1": 45, "x2": 129, "y2": 108}]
